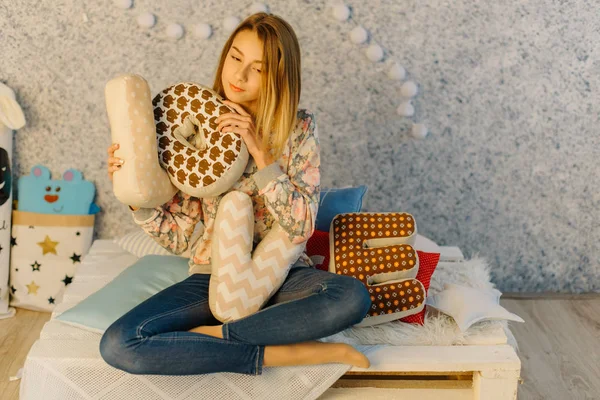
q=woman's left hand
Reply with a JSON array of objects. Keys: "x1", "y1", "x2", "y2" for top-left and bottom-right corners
[{"x1": 217, "y1": 100, "x2": 262, "y2": 160}]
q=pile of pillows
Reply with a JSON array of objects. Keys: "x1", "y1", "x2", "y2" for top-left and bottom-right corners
[{"x1": 57, "y1": 185, "x2": 442, "y2": 332}]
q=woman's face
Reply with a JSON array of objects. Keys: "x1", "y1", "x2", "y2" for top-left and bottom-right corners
[{"x1": 221, "y1": 30, "x2": 265, "y2": 115}]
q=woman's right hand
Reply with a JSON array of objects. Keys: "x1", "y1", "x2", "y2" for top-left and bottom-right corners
[{"x1": 107, "y1": 143, "x2": 123, "y2": 181}]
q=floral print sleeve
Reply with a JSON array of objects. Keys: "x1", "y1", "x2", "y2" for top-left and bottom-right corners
[
  {"x1": 131, "y1": 191, "x2": 203, "y2": 255},
  {"x1": 252, "y1": 109, "x2": 321, "y2": 244}
]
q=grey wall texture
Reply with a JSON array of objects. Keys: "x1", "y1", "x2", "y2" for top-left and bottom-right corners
[{"x1": 1, "y1": 0, "x2": 598, "y2": 293}]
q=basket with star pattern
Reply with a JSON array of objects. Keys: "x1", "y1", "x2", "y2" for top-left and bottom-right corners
[{"x1": 8, "y1": 210, "x2": 94, "y2": 312}]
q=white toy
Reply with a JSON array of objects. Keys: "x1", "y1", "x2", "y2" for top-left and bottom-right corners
[
  {"x1": 401, "y1": 80, "x2": 419, "y2": 98},
  {"x1": 223, "y1": 16, "x2": 241, "y2": 33},
  {"x1": 113, "y1": 0, "x2": 132, "y2": 10},
  {"x1": 249, "y1": 3, "x2": 269, "y2": 14},
  {"x1": 349, "y1": 26, "x2": 368, "y2": 44},
  {"x1": 193, "y1": 23, "x2": 212, "y2": 39},
  {"x1": 388, "y1": 62, "x2": 406, "y2": 81},
  {"x1": 411, "y1": 123, "x2": 428, "y2": 139},
  {"x1": 0, "y1": 81, "x2": 26, "y2": 319},
  {"x1": 137, "y1": 12, "x2": 156, "y2": 29},
  {"x1": 366, "y1": 43, "x2": 384, "y2": 62},
  {"x1": 397, "y1": 101, "x2": 414, "y2": 117},
  {"x1": 332, "y1": 4, "x2": 350, "y2": 21},
  {"x1": 166, "y1": 23, "x2": 184, "y2": 40}
]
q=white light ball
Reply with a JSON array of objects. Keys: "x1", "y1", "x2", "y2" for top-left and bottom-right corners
[
  {"x1": 137, "y1": 12, "x2": 156, "y2": 28},
  {"x1": 166, "y1": 23, "x2": 184, "y2": 40},
  {"x1": 349, "y1": 26, "x2": 368, "y2": 44},
  {"x1": 366, "y1": 43, "x2": 384, "y2": 62},
  {"x1": 396, "y1": 101, "x2": 414, "y2": 117},
  {"x1": 249, "y1": 3, "x2": 269, "y2": 14},
  {"x1": 400, "y1": 81, "x2": 419, "y2": 98},
  {"x1": 223, "y1": 16, "x2": 241, "y2": 33},
  {"x1": 411, "y1": 123, "x2": 428, "y2": 139},
  {"x1": 193, "y1": 23, "x2": 212, "y2": 39},
  {"x1": 388, "y1": 62, "x2": 406, "y2": 81},
  {"x1": 114, "y1": 0, "x2": 133, "y2": 9},
  {"x1": 332, "y1": 4, "x2": 350, "y2": 21}
]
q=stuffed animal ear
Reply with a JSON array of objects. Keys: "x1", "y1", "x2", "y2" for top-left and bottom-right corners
[
  {"x1": 62, "y1": 168, "x2": 83, "y2": 182},
  {"x1": 0, "y1": 95, "x2": 26, "y2": 130},
  {"x1": 30, "y1": 165, "x2": 51, "y2": 180}
]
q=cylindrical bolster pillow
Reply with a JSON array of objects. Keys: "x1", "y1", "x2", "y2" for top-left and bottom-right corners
[{"x1": 105, "y1": 74, "x2": 249, "y2": 208}]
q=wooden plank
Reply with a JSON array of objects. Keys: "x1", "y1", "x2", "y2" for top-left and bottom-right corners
[
  {"x1": 333, "y1": 378, "x2": 472, "y2": 389},
  {"x1": 0, "y1": 308, "x2": 51, "y2": 400},
  {"x1": 473, "y1": 369, "x2": 519, "y2": 400},
  {"x1": 501, "y1": 298, "x2": 600, "y2": 400},
  {"x1": 333, "y1": 374, "x2": 472, "y2": 389},
  {"x1": 320, "y1": 387, "x2": 472, "y2": 400},
  {"x1": 344, "y1": 370, "x2": 473, "y2": 377},
  {"x1": 346, "y1": 345, "x2": 520, "y2": 374}
]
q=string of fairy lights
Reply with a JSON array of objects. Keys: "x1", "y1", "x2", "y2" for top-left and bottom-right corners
[{"x1": 111, "y1": 0, "x2": 429, "y2": 138}]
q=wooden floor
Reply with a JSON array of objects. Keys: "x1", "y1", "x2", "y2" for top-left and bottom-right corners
[{"x1": 0, "y1": 295, "x2": 598, "y2": 400}]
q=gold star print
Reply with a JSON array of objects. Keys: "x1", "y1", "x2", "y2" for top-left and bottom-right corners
[
  {"x1": 37, "y1": 235, "x2": 59, "y2": 255},
  {"x1": 26, "y1": 281, "x2": 40, "y2": 295}
]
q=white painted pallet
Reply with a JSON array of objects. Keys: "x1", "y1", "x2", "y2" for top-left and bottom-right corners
[{"x1": 321, "y1": 344, "x2": 521, "y2": 399}]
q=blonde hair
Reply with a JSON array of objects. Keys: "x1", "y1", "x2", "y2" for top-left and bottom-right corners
[{"x1": 212, "y1": 13, "x2": 301, "y2": 160}]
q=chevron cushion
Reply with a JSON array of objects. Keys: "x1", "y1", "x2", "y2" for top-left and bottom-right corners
[{"x1": 209, "y1": 191, "x2": 305, "y2": 323}]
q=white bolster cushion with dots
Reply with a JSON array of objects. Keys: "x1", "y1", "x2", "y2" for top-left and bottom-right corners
[{"x1": 105, "y1": 74, "x2": 249, "y2": 208}]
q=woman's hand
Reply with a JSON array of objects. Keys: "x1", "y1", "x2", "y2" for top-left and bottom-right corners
[
  {"x1": 216, "y1": 100, "x2": 268, "y2": 164},
  {"x1": 107, "y1": 143, "x2": 123, "y2": 181}
]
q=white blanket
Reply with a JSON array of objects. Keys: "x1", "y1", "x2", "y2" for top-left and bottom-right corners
[{"x1": 20, "y1": 240, "x2": 512, "y2": 400}]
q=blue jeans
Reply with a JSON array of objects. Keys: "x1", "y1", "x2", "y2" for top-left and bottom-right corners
[{"x1": 99, "y1": 265, "x2": 371, "y2": 376}]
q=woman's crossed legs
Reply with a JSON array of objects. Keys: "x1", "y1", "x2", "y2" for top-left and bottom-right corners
[{"x1": 100, "y1": 266, "x2": 371, "y2": 375}]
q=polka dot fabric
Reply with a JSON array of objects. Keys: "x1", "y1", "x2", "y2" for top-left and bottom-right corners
[
  {"x1": 329, "y1": 212, "x2": 427, "y2": 327},
  {"x1": 399, "y1": 250, "x2": 441, "y2": 325}
]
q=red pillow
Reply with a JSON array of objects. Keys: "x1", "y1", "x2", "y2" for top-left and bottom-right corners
[
  {"x1": 305, "y1": 230, "x2": 330, "y2": 271},
  {"x1": 399, "y1": 250, "x2": 440, "y2": 325},
  {"x1": 306, "y1": 231, "x2": 440, "y2": 325}
]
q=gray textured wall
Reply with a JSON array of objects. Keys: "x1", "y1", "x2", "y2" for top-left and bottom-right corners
[{"x1": 1, "y1": 0, "x2": 598, "y2": 293}]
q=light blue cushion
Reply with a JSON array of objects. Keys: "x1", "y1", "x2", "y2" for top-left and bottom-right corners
[
  {"x1": 315, "y1": 185, "x2": 368, "y2": 231},
  {"x1": 56, "y1": 255, "x2": 190, "y2": 333}
]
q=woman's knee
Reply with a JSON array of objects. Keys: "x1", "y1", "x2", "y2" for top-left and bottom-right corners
[
  {"x1": 322, "y1": 275, "x2": 371, "y2": 325},
  {"x1": 99, "y1": 323, "x2": 144, "y2": 374}
]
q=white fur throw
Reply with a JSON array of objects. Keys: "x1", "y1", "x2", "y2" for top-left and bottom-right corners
[{"x1": 319, "y1": 257, "x2": 519, "y2": 351}]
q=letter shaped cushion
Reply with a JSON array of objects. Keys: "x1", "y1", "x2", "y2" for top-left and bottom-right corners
[
  {"x1": 209, "y1": 190, "x2": 306, "y2": 323},
  {"x1": 329, "y1": 212, "x2": 426, "y2": 327},
  {"x1": 105, "y1": 74, "x2": 249, "y2": 208}
]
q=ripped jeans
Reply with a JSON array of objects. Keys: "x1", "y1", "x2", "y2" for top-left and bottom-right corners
[{"x1": 99, "y1": 264, "x2": 371, "y2": 375}]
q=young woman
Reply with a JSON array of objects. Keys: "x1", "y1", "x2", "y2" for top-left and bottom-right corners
[{"x1": 102, "y1": 12, "x2": 371, "y2": 376}]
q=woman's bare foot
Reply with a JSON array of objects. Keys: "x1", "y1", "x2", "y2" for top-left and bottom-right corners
[
  {"x1": 264, "y1": 341, "x2": 370, "y2": 369},
  {"x1": 338, "y1": 343, "x2": 371, "y2": 368},
  {"x1": 186, "y1": 330, "x2": 370, "y2": 369}
]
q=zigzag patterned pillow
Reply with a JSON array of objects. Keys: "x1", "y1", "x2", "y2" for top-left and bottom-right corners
[{"x1": 209, "y1": 190, "x2": 305, "y2": 323}]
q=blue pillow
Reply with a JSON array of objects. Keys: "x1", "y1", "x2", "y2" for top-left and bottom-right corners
[
  {"x1": 315, "y1": 185, "x2": 368, "y2": 231},
  {"x1": 56, "y1": 255, "x2": 189, "y2": 333}
]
